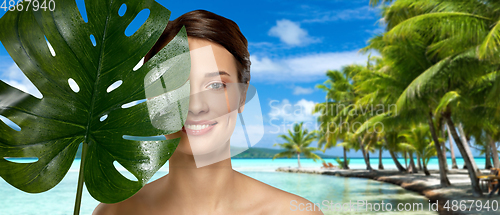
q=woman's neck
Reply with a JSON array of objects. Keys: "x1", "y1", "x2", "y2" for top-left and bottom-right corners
[{"x1": 160, "y1": 148, "x2": 237, "y2": 213}]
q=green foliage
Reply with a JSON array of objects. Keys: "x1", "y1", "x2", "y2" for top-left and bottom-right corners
[
  {"x1": 0, "y1": 0, "x2": 189, "y2": 204},
  {"x1": 335, "y1": 157, "x2": 350, "y2": 166},
  {"x1": 328, "y1": 0, "x2": 500, "y2": 181},
  {"x1": 232, "y1": 147, "x2": 335, "y2": 159},
  {"x1": 273, "y1": 122, "x2": 321, "y2": 161},
  {"x1": 398, "y1": 123, "x2": 436, "y2": 164}
]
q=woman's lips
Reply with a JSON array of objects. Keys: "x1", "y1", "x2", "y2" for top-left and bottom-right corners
[{"x1": 182, "y1": 120, "x2": 218, "y2": 136}]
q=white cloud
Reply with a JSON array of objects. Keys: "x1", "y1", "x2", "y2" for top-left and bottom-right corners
[
  {"x1": 1, "y1": 63, "x2": 43, "y2": 98},
  {"x1": 250, "y1": 50, "x2": 371, "y2": 83},
  {"x1": 365, "y1": 26, "x2": 385, "y2": 35},
  {"x1": 293, "y1": 86, "x2": 314, "y2": 95},
  {"x1": 302, "y1": 6, "x2": 378, "y2": 23},
  {"x1": 268, "y1": 19, "x2": 320, "y2": 46}
]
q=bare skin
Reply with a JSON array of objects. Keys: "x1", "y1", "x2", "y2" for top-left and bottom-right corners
[{"x1": 93, "y1": 38, "x2": 323, "y2": 215}]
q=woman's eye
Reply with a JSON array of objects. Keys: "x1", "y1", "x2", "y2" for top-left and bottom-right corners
[{"x1": 207, "y1": 82, "x2": 226, "y2": 90}]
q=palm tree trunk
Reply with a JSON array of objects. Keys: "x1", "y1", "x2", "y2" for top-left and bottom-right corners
[
  {"x1": 485, "y1": 145, "x2": 492, "y2": 170},
  {"x1": 378, "y1": 149, "x2": 384, "y2": 170},
  {"x1": 297, "y1": 153, "x2": 301, "y2": 168},
  {"x1": 416, "y1": 154, "x2": 423, "y2": 171},
  {"x1": 489, "y1": 134, "x2": 499, "y2": 168},
  {"x1": 361, "y1": 147, "x2": 372, "y2": 170},
  {"x1": 389, "y1": 150, "x2": 406, "y2": 172},
  {"x1": 443, "y1": 114, "x2": 482, "y2": 196},
  {"x1": 359, "y1": 137, "x2": 373, "y2": 171},
  {"x1": 457, "y1": 123, "x2": 480, "y2": 175},
  {"x1": 441, "y1": 122, "x2": 449, "y2": 170},
  {"x1": 446, "y1": 124, "x2": 458, "y2": 169},
  {"x1": 423, "y1": 160, "x2": 430, "y2": 176},
  {"x1": 427, "y1": 111, "x2": 451, "y2": 187},
  {"x1": 408, "y1": 152, "x2": 418, "y2": 173},
  {"x1": 366, "y1": 150, "x2": 373, "y2": 170},
  {"x1": 343, "y1": 146, "x2": 349, "y2": 169},
  {"x1": 403, "y1": 151, "x2": 408, "y2": 169},
  {"x1": 442, "y1": 141, "x2": 449, "y2": 170}
]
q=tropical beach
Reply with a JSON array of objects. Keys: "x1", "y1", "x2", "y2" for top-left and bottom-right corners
[
  {"x1": 0, "y1": 158, "x2": 436, "y2": 215},
  {"x1": 266, "y1": 0, "x2": 500, "y2": 214},
  {"x1": 0, "y1": 0, "x2": 499, "y2": 214},
  {"x1": 2, "y1": 158, "x2": 498, "y2": 214}
]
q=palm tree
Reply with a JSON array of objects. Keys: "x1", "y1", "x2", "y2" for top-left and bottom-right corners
[
  {"x1": 367, "y1": 0, "x2": 500, "y2": 196},
  {"x1": 314, "y1": 101, "x2": 348, "y2": 169},
  {"x1": 399, "y1": 123, "x2": 436, "y2": 176},
  {"x1": 313, "y1": 68, "x2": 360, "y2": 169},
  {"x1": 273, "y1": 122, "x2": 322, "y2": 168},
  {"x1": 335, "y1": 157, "x2": 350, "y2": 169},
  {"x1": 362, "y1": 32, "x2": 453, "y2": 185},
  {"x1": 384, "y1": 130, "x2": 407, "y2": 172},
  {"x1": 373, "y1": 134, "x2": 385, "y2": 170}
]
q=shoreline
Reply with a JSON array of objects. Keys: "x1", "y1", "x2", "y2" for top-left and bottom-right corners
[{"x1": 276, "y1": 167, "x2": 500, "y2": 215}]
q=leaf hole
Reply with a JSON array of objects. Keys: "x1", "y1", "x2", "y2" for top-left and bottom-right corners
[
  {"x1": 75, "y1": 0, "x2": 88, "y2": 23},
  {"x1": 113, "y1": 161, "x2": 138, "y2": 181},
  {"x1": 133, "y1": 57, "x2": 144, "y2": 71},
  {"x1": 125, "y1": 9, "x2": 150, "y2": 37},
  {"x1": 100, "y1": 114, "x2": 108, "y2": 122},
  {"x1": 0, "y1": 115, "x2": 21, "y2": 131},
  {"x1": 44, "y1": 36, "x2": 56, "y2": 57},
  {"x1": 4, "y1": 157, "x2": 38, "y2": 163},
  {"x1": 89, "y1": 34, "x2": 96, "y2": 46},
  {"x1": 122, "y1": 135, "x2": 166, "y2": 141},
  {"x1": 121, "y1": 99, "x2": 146, "y2": 109},
  {"x1": 118, "y1": 3, "x2": 127, "y2": 16},
  {"x1": 107, "y1": 80, "x2": 123, "y2": 93},
  {"x1": 68, "y1": 78, "x2": 80, "y2": 93}
]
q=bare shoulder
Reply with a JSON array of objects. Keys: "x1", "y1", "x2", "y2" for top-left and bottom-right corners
[
  {"x1": 92, "y1": 184, "x2": 155, "y2": 215},
  {"x1": 92, "y1": 202, "x2": 117, "y2": 215},
  {"x1": 235, "y1": 171, "x2": 323, "y2": 215}
]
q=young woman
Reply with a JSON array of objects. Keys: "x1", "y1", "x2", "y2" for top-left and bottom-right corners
[{"x1": 93, "y1": 10, "x2": 322, "y2": 215}]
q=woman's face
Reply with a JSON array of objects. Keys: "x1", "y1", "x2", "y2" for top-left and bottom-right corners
[{"x1": 174, "y1": 37, "x2": 243, "y2": 156}]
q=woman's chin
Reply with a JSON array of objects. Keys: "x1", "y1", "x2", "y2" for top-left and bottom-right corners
[{"x1": 176, "y1": 140, "x2": 228, "y2": 157}]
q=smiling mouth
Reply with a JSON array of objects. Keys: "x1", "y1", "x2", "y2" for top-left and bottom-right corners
[{"x1": 183, "y1": 122, "x2": 218, "y2": 136}]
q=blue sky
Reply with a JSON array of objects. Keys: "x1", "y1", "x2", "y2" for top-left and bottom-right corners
[{"x1": 0, "y1": 0, "x2": 476, "y2": 158}]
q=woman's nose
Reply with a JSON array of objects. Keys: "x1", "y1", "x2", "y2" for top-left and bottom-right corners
[{"x1": 188, "y1": 91, "x2": 209, "y2": 115}]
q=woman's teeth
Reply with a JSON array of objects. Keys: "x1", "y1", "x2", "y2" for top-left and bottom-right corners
[{"x1": 185, "y1": 124, "x2": 214, "y2": 130}]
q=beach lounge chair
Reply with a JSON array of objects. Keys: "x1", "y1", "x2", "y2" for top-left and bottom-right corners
[
  {"x1": 328, "y1": 162, "x2": 336, "y2": 168},
  {"x1": 487, "y1": 168, "x2": 500, "y2": 196},
  {"x1": 477, "y1": 168, "x2": 500, "y2": 196},
  {"x1": 321, "y1": 162, "x2": 329, "y2": 169}
]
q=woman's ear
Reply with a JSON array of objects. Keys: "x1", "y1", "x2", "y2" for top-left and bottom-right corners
[{"x1": 238, "y1": 82, "x2": 249, "y2": 113}]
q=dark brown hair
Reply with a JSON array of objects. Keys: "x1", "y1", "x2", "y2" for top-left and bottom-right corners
[{"x1": 145, "y1": 10, "x2": 251, "y2": 84}]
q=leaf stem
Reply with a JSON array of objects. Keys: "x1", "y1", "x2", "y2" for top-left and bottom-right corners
[{"x1": 73, "y1": 142, "x2": 88, "y2": 215}]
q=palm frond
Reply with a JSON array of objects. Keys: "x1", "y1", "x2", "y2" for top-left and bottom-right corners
[
  {"x1": 434, "y1": 91, "x2": 461, "y2": 116},
  {"x1": 479, "y1": 20, "x2": 500, "y2": 61}
]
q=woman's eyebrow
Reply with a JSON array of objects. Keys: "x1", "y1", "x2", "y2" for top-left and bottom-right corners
[{"x1": 205, "y1": 71, "x2": 231, "y2": 77}]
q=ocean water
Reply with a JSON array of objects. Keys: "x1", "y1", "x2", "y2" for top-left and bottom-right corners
[
  {"x1": 232, "y1": 157, "x2": 484, "y2": 171},
  {"x1": 0, "y1": 157, "x2": 476, "y2": 214}
]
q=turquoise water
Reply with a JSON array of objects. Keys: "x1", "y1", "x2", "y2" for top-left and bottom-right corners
[
  {"x1": 232, "y1": 157, "x2": 484, "y2": 171},
  {"x1": 0, "y1": 158, "x2": 475, "y2": 214}
]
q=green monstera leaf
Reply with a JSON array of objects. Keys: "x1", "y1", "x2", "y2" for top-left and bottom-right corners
[{"x1": 0, "y1": 0, "x2": 189, "y2": 206}]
